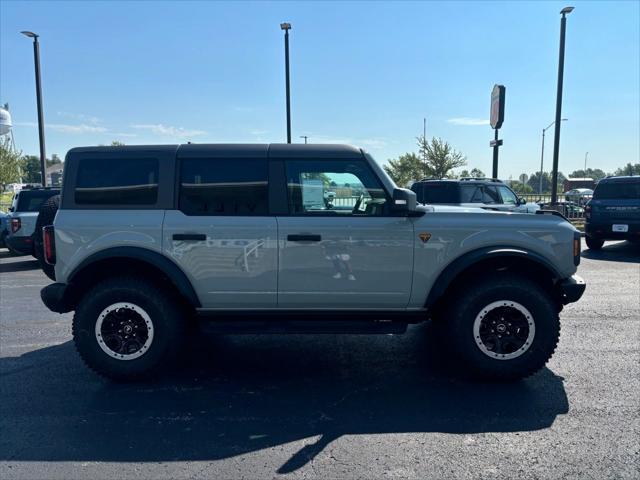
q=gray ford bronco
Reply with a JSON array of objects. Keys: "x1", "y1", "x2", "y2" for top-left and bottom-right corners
[{"x1": 40, "y1": 144, "x2": 585, "y2": 381}]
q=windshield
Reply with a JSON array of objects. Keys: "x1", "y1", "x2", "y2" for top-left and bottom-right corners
[{"x1": 593, "y1": 181, "x2": 640, "y2": 200}]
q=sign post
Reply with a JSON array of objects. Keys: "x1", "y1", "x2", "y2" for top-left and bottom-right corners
[{"x1": 489, "y1": 84, "x2": 505, "y2": 179}]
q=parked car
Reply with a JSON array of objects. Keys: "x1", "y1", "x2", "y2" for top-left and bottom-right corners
[
  {"x1": 5, "y1": 187, "x2": 60, "y2": 255},
  {"x1": 0, "y1": 210, "x2": 9, "y2": 249},
  {"x1": 585, "y1": 176, "x2": 640, "y2": 249},
  {"x1": 565, "y1": 188, "x2": 593, "y2": 205},
  {"x1": 410, "y1": 178, "x2": 540, "y2": 213},
  {"x1": 41, "y1": 144, "x2": 584, "y2": 382},
  {"x1": 539, "y1": 201, "x2": 584, "y2": 219}
]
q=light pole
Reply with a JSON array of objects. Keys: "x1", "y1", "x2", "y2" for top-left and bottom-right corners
[
  {"x1": 280, "y1": 23, "x2": 292, "y2": 144},
  {"x1": 21, "y1": 30, "x2": 47, "y2": 186},
  {"x1": 584, "y1": 151, "x2": 588, "y2": 174},
  {"x1": 539, "y1": 118, "x2": 567, "y2": 195},
  {"x1": 550, "y1": 6, "x2": 574, "y2": 204},
  {"x1": 300, "y1": 135, "x2": 308, "y2": 144}
]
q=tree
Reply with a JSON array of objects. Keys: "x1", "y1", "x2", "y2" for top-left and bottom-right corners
[
  {"x1": 46, "y1": 154, "x2": 62, "y2": 167},
  {"x1": 527, "y1": 171, "x2": 566, "y2": 194},
  {"x1": 613, "y1": 163, "x2": 640, "y2": 176},
  {"x1": 511, "y1": 182, "x2": 534, "y2": 194},
  {"x1": 383, "y1": 152, "x2": 424, "y2": 187},
  {"x1": 417, "y1": 136, "x2": 467, "y2": 179},
  {"x1": 111, "y1": 140, "x2": 125, "y2": 146},
  {"x1": 470, "y1": 168, "x2": 486, "y2": 178},
  {"x1": 0, "y1": 139, "x2": 22, "y2": 191},
  {"x1": 20, "y1": 155, "x2": 42, "y2": 184}
]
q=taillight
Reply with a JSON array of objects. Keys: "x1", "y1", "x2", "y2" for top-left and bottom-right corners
[
  {"x1": 573, "y1": 232, "x2": 581, "y2": 266},
  {"x1": 584, "y1": 204, "x2": 591, "y2": 219},
  {"x1": 43, "y1": 225, "x2": 56, "y2": 265},
  {"x1": 10, "y1": 218, "x2": 21, "y2": 233}
]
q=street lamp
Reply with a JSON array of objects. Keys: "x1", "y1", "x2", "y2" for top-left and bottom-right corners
[
  {"x1": 280, "y1": 22, "x2": 292, "y2": 144},
  {"x1": 21, "y1": 30, "x2": 47, "y2": 186},
  {"x1": 550, "y1": 6, "x2": 574, "y2": 204},
  {"x1": 539, "y1": 118, "x2": 568, "y2": 195},
  {"x1": 300, "y1": 135, "x2": 308, "y2": 144}
]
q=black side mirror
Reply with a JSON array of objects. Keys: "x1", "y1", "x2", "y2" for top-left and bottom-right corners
[
  {"x1": 8, "y1": 206, "x2": 14, "y2": 212},
  {"x1": 517, "y1": 197, "x2": 526, "y2": 206},
  {"x1": 391, "y1": 188, "x2": 417, "y2": 213}
]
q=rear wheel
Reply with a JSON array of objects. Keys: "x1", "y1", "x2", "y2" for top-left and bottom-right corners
[
  {"x1": 439, "y1": 275, "x2": 560, "y2": 381},
  {"x1": 585, "y1": 236, "x2": 604, "y2": 250},
  {"x1": 73, "y1": 276, "x2": 185, "y2": 381}
]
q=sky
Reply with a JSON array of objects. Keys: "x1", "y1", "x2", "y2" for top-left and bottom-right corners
[{"x1": 1, "y1": 0, "x2": 638, "y2": 179}]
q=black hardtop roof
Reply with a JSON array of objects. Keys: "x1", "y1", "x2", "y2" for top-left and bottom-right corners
[
  {"x1": 598, "y1": 175, "x2": 640, "y2": 183},
  {"x1": 414, "y1": 178, "x2": 504, "y2": 184},
  {"x1": 67, "y1": 143, "x2": 364, "y2": 159}
]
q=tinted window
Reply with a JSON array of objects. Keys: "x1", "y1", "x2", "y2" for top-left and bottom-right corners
[
  {"x1": 179, "y1": 158, "x2": 268, "y2": 215},
  {"x1": 482, "y1": 186, "x2": 500, "y2": 204},
  {"x1": 498, "y1": 185, "x2": 518, "y2": 205},
  {"x1": 16, "y1": 190, "x2": 60, "y2": 212},
  {"x1": 285, "y1": 160, "x2": 387, "y2": 215},
  {"x1": 419, "y1": 183, "x2": 459, "y2": 203},
  {"x1": 75, "y1": 158, "x2": 158, "y2": 205},
  {"x1": 460, "y1": 185, "x2": 483, "y2": 203},
  {"x1": 593, "y1": 181, "x2": 640, "y2": 200}
]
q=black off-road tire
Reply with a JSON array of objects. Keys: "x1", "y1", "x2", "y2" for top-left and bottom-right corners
[
  {"x1": 439, "y1": 274, "x2": 560, "y2": 382},
  {"x1": 585, "y1": 236, "x2": 604, "y2": 250},
  {"x1": 33, "y1": 194, "x2": 60, "y2": 280},
  {"x1": 72, "y1": 276, "x2": 185, "y2": 381}
]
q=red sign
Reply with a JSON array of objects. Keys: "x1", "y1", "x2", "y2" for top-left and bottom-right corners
[{"x1": 490, "y1": 84, "x2": 506, "y2": 129}]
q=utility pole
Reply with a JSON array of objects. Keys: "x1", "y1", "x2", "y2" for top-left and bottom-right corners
[
  {"x1": 584, "y1": 151, "x2": 588, "y2": 174},
  {"x1": 550, "y1": 6, "x2": 574, "y2": 204},
  {"x1": 21, "y1": 31, "x2": 47, "y2": 186},
  {"x1": 280, "y1": 23, "x2": 292, "y2": 144},
  {"x1": 423, "y1": 117, "x2": 428, "y2": 178},
  {"x1": 300, "y1": 135, "x2": 308, "y2": 144}
]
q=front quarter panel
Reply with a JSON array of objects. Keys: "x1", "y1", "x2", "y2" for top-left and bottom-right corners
[{"x1": 408, "y1": 211, "x2": 578, "y2": 308}]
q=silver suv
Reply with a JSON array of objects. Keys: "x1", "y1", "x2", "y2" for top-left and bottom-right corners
[
  {"x1": 5, "y1": 187, "x2": 60, "y2": 255},
  {"x1": 40, "y1": 144, "x2": 585, "y2": 381}
]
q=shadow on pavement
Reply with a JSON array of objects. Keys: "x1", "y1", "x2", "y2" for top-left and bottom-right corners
[
  {"x1": 581, "y1": 240, "x2": 640, "y2": 263},
  {"x1": 0, "y1": 257, "x2": 39, "y2": 273},
  {"x1": 0, "y1": 324, "x2": 569, "y2": 473}
]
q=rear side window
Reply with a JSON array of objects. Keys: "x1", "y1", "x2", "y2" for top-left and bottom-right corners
[
  {"x1": 419, "y1": 183, "x2": 459, "y2": 203},
  {"x1": 460, "y1": 185, "x2": 483, "y2": 203},
  {"x1": 179, "y1": 158, "x2": 268, "y2": 215},
  {"x1": 16, "y1": 191, "x2": 59, "y2": 212},
  {"x1": 482, "y1": 186, "x2": 501, "y2": 204},
  {"x1": 593, "y1": 181, "x2": 640, "y2": 200},
  {"x1": 75, "y1": 158, "x2": 159, "y2": 205}
]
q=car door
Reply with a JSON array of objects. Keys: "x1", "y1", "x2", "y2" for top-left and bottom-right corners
[
  {"x1": 276, "y1": 157, "x2": 414, "y2": 309},
  {"x1": 162, "y1": 146, "x2": 277, "y2": 309}
]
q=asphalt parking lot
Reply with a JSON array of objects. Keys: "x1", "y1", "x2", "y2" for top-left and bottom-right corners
[{"x1": 0, "y1": 242, "x2": 638, "y2": 479}]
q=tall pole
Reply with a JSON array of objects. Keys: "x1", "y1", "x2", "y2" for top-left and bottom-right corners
[
  {"x1": 423, "y1": 117, "x2": 428, "y2": 178},
  {"x1": 300, "y1": 135, "x2": 308, "y2": 144},
  {"x1": 281, "y1": 23, "x2": 292, "y2": 144},
  {"x1": 584, "y1": 151, "x2": 588, "y2": 173},
  {"x1": 550, "y1": 7, "x2": 574, "y2": 204},
  {"x1": 539, "y1": 128, "x2": 546, "y2": 195},
  {"x1": 22, "y1": 31, "x2": 47, "y2": 186},
  {"x1": 492, "y1": 129, "x2": 499, "y2": 179}
]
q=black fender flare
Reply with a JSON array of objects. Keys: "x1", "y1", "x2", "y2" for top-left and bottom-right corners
[
  {"x1": 424, "y1": 247, "x2": 562, "y2": 308},
  {"x1": 68, "y1": 246, "x2": 201, "y2": 308}
]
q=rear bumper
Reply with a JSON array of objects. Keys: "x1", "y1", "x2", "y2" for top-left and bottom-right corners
[
  {"x1": 586, "y1": 221, "x2": 640, "y2": 241},
  {"x1": 5, "y1": 235, "x2": 34, "y2": 255},
  {"x1": 41, "y1": 282, "x2": 75, "y2": 313},
  {"x1": 558, "y1": 274, "x2": 586, "y2": 305}
]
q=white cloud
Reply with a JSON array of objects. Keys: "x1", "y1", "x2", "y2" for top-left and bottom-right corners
[
  {"x1": 250, "y1": 129, "x2": 268, "y2": 136},
  {"x1": 57, "y1": 111, "x2": 101, "y2": 124},
  {"x1": 447, "y1": 117, "x2": 490, "y2": 126},
  {"x1": 131, "y1": 124, "x2": 206, "y2": 138},
  {"x1": 16, "y1": 121, "x2": 108, "y2": 133}
]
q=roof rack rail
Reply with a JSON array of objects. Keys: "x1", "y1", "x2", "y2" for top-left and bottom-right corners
[{"x1": 459, "y1": 177, "x2": 504, "y2": 183}]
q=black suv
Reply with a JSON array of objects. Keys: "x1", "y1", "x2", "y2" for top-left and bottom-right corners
[
  {"x1": 410, "y1": 178, "x2": 538, "y2": 213},
  {"x1": 585, "y1": 176, "x2": 640, "y2": 249}
]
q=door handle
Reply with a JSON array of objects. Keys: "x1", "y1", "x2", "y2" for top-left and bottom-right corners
[
  {"x1": 173, "y1": 233, "x2": 206, "y2": 241},
  {"x1": 287, "y1": 234, "x2": 322, "y2": 242}
]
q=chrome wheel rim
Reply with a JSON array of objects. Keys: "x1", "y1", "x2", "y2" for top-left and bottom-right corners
[
  {"x1": 473, "y1": 300, "x2": 535, "y2": 360},
  {"x1": 95, "y1": 302, "x2": 154, "y2": 360}
]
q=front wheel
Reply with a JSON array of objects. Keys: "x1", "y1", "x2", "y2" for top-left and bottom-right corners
[
  {"x1": 585, "y1": 236, "x2": 604, "y2": 250},
  {"x1": 73, "y1": 277, "x2": 185, "y2": 381},
  {"x1": 439, "y1": 275, "x2": 560, "y2": 381}
]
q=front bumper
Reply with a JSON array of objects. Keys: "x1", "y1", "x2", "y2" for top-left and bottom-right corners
[
  {"x1": 41, "y1": 282, "x2": 75, "y2": 313},
  {"x1": 558, "y1": 274, "x2": 586, "y2": 305}
]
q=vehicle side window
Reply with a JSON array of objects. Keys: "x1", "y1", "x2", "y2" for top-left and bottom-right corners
[
  {"x1": 179, "y1": 158, "x2": 268, "y2": 216},
  {"x1": 75, "y1": 158, "x2": 159, "y2": 205},
  {"x1": 460, "y1": 185, "x2": 483, "y2": 203},
  {"x1": 482, "y1": 186, "x2": 500, "y2": 204},
  {"x1": 285, "y1": 160, "x2": 387, "y2": 216},
  {"x1": 497, "y1": 185, "x2": 518, "y2": 205}
]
